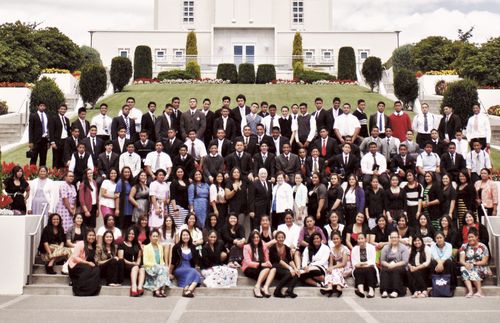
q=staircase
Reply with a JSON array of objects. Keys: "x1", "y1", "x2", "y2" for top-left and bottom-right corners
[{"x1": 23, "y1": 257, "x2": 500, "y2": 297}]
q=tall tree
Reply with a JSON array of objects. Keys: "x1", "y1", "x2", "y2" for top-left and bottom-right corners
[
  {"x1": 186, "y1": 31, "x2": 198, "y2": 62},
  {"x1": 80, "y1": 64, "x2": 107, "y2": 108},
  {"x1": 133, "y1": 45, "x2": 153, "y2": 80},
  {"x1": 361, "y1": 56, "x2": 383, "y2": 92},
  {"x1": 292, "y1": 32, "x2": 303, "y2": 68},
  {"x1": 34, "y1": 27, "x2": 82, "y2": 71}
]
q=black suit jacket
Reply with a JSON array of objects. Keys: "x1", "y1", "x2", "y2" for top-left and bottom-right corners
[
  {"x1": 171, "y1": 109, "x2": 182, "y2": 136},
  {"x1": 231, "y1": 106, "x2": 251, "y2": 138},
  {"x1": 278, "y1": 117, "x2": 292, "y2": 140},
  {"x1": 253, "y1": 152, "x2": 276, "y2": 179},
  {"x1": 110, "y1": 116, "x2": 138, "y2": 142},
  {"x1": 213, "y1": 117, "x2": 237, "y2": 141},
  {"x1": 48, "y1": 114, "x2": 70, "y2": 144},
  {"x1": 155, "y1": 113, "x2": 174, "y2": 142},
  {"x1": 312, "y1": 136, "x2": 339, "y2": 161},
  {"x1": 313, "y1": 109, "x2": 330, "y2": 133},
  {"x1": 112, "y1": 138, "x2": 131, "y2": 155},
  {"x1": 389, "y1": 154, "x2": 416, "y2": 175},
  {"x1": 269, "y1": 136, "x2": 289, "y2": 155},
  {"x1": 28, "y1": 112, "x2": 47, "y2": 144},
  {"x1": 63, "y1": 137, "x2": 79, "y2": 164},
  {"x1": 134, "y1": 139, "x2": 155, "y2": 161},
  {"x1": 248, "y1": 180, "x2": 272, "y2": 215},
  {"x1": 202, "y1": 154, "x2": 225, "y2": 180},
  {"x1": 224, "y1": 152, "x2": 253, "y2": 177},
  {"x1": 209, "y1": 138, "x2": 233, "y2": 157},
  {"x1": 234, "y1": 135, "x2": 258, "y2": 156},
  {"x1": 172, "y1": 154, "x2": 195, "y2": 180},
  {"x1": 369, "y1": 113, "x2": 391, "y2": 133},
  {"x1": 204, "y1": 110, "x2": 215, "y2": 145},
  {"x1": 163, "y1": 138, "x2": 183, "y2": 157},
  {"x1": 141, "y1": 112, "x2": 157, "y2": 142},
  {"x1": 97, "y1": 152, "x2": 119, "y2": 176},
  {"x1": 71, "y1": 119, "x2": 91, "y2": 140},
  {"x1": 81, "y1": 136, "x2": 104, "y2": 164},
  {"x1": 331, "y1": 153, "x2": 360, "y2": 177},
  {"x1": 438, "y1": 113, "x2": 462, "y2": 141},
  {"x1": 305, "y1": 156, "x2": 326, "y2": 178},
  {"x1": 431, "y1": 140, "x2": 447, "y2": 156},
  {"x1": 440, "y1": 152, "x2": 466, "y2": 177}
]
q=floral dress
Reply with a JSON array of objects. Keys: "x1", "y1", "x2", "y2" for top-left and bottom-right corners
[
  {"x1": 324, "y1": 244, "x2": 352, "y2": 287},
  {"x1": 56, "y1": 182, "x2": 77, "y2": 232},
  {"x1": 149, "y1": 181, "x2": 169, "y2": 229},
  {"x1": 459, "y1": 242, "x2": 491, "y2": 281}
]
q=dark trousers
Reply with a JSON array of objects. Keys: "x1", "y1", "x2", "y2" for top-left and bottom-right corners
[
  {"x1": 83, "y1": 204, "x2": 97, "y2": 229},
  {"x1": 380, "y1": 267, "x2": 406, "y2": 295},
  {"x1": 353, "y1": 267, "x2": 377, "y2": 290},
  {"x1": 430, "y1": 259, "x2": 457, "y2": 289},
  {"x1": 52, "y1": 139, "x2": 65, "y2": 169},
  {"x1": 344, "y1": 205, "x2": 358, "y2": 227},
  {"x1": 407, "y1": 267, "x2": 429, "y2": 293},
  {"x1": 244, "y1": 267, "x2": 266, "y2": 280},
  {"x1": 416, "y1": 133, "x2": 431, "y2": 148},
  {"x1": 30, "y1": 137, "x2": 48, "y2": 166},
  {"x1": 100, "y1": 258, "x2": 125, "y2": 285},
  {"x1": 274, "y1": 267, "x2": 300, "y2": 292}
]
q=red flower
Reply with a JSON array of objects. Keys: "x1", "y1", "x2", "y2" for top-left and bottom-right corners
[{"x1": 0, "y1": 195, "x2": 13, "y2": 209}]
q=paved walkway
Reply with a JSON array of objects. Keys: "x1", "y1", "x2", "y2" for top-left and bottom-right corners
[{"x1": 1, "y1": 295, "x2": 500, "y2": 323}]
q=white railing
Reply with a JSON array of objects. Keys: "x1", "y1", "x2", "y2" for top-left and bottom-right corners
[
  {"x1": 27, "y1": 203, "x2": 48, "y2": 285},
  {"x1": 482, "y1": 204, "x2": 500, "y2": 286}
]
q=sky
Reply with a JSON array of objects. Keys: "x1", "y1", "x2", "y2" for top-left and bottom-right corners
[{"x1": 0, "y1": 0, "x2": 499, "y2": 46}]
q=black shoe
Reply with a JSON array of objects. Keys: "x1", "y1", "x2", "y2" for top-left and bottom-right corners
[
  {"x1": 336, "y1": 289, "x2": 343, "y2": 297},
  {"x1": 355, "y1": 290, "x2": 365, "y2": 298},
  {"x1": 274, "y1": 291, "x2": 286, "y2": 298},
  {"x1": 261, "y1": 289, "x2": 271, "y2": 298},
  {"x1": 285, "y1": 290, "x2": 298, "y2": 298},
  {"x1": 45, "y1": 265, "x2": 56, "y2": 275},
  {"x1": 320, "y1": 288, "x2": 334, "y2": 297}
]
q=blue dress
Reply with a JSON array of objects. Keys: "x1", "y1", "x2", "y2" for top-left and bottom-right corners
[
  {"x1": 174, "y1": 249, "x2": 201, "y2": 288},
  {"x1": 188, "y1": 183, "x2": 210, "y2": 227}
]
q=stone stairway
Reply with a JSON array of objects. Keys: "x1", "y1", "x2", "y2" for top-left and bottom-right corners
[
  {"x1": 24, "y1": 259, "x2": 500, "y2": 297},
  {"x1": 489, "y1": 116, "x2": 500, "y2": 147}
]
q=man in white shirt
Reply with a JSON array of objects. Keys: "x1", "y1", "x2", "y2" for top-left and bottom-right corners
[
  {"x1": 465, "y1": 104, "x2": 491, "y2": 150},
  {"x1": 412, "y1": 103, "x2": 437, "y2": 148},
  {"x1": 262, "y1": 104, "x2": 280, "y2": 136},
  {"x1": 184, "y1": 129, "x2": 207, "y2": 165},
  {"x1": 466, "y1": 140, "x2": 492, "y2": 183},
  {"x1": 119, "y1": 97, "x2": 142, "y2": 133},
  {"x1": 452, "y1": 129, "x2": 469, "y2": 156},
  {"x1": 361, "y1": 142, "x2": 389, "y2": 188},
  {"x1": 144, "y1": 141, "x2": 173, "y2": 180},
  {"x1": 91, "y1": 103, "x2": 113, "y2": 142},
  {"x1": 119, "y1": 143, "x2": 141, "y2": 177},
  {"x1": 68, "y1": 142, "x2": 94, "y2": 176},
  {"x1": 334, "y1": 103, "x2": 361, "y2": 145},
  {"x1": 416, "y1": 142, "x2": 441, "y2": 183}
]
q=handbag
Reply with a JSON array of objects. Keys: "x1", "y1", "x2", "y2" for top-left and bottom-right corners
[{"x1": 431, "y1": 274, "x2": 453, "y2": 297}]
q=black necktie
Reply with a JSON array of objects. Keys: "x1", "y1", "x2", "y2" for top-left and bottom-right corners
[
  {"x1": 345, "y1": 155, "x2": 348, "y2": 165},
  {"x1": 91, "y1": 138, "x2": 95, "y2": 153}
]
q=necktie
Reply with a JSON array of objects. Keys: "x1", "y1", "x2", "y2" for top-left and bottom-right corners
[
  {"x1": 191, "y1": 110, "x2": 195, "y2": 116},
  {"x1": 103, "y1": 115, "x2": 107, "y2": 133},
  {"x1": 424, "y1": 113, "x2": 428, "y2": 132},
  {"x1": 61, "y1": 115, "x2": 66, "y2": 128},
  {"x1": 258, "y1": 136, "x2": 262, "y2": 144},
  {"x1": 402, "y1": 156, "x2": 406, "y2": 166},
  {"x1": 373, "y1": 153, "x2": 378, "y2": 169},
  {"x1": 155, "y1": 153, "x2": 161, "y2": 170},
  {"x1": 345, "y1": 155, "x2": 348, "y2": 165},
  {"x1": 74, "y1": 138, "x2": 78, "y2": 146},
  {"x1": 474, "y1": 115, "x2": 479, "y2": 132},
  {"x1": 451, "y1": 153, "x2": 455, "y2": 166},
  {"x1": 293, "y1": 115, "x2": 296, "y2": 121},
  {"x1": 245, "y1": 137, "x2": 248, "y2": 145},
  {"x1": 313, "y1": 158, "x2": 318, "y2": 173},
  {"x1": 387, "y1": 138, "x2": 390, "y2": 146},
  {"x1": 286, "y1": 155, "x2": 289, "y2": 161},
  {"x1": 238, "y1": 152, "x2": 242, "y2": 159},
  {"x1": 322, "y1": 139, "x2": 327, "y2": 156},
  {"x1": 191, "y1": 142, "x2": 196, "y2": 159},
  {"x1": 378, "y1": 113, "x2": 383, "y2": 131},
  {"x1": 125, "y1": 117, "x2": 130, "y2": 138},
  {"x1": 107, "y1": 154, "x2": 110, "y2": 162},
  {"x1": 80, "y1": 155, "x2": 83, "y2": 160},
  {"x1": 82, "y1": 120, "x2": 87, "y2": 137},
  {"x1": 91, "y1": 137, "x2": 95, "y2": 154},
  {"x1": 41, "y1": 113, "x2": 46, "y2": 136},
  {"x1": 262, "y1": 154, "x2": 266, "y2": 163},
  {"x1": 262, "y1": 181, "x2": 267, "y2": 192},
  {"x1": 152, "y1": 114, "x2": 156, "y2": 123},
  {"x1": 270, "y1": 116, "x2": 274, "y2": 130}
]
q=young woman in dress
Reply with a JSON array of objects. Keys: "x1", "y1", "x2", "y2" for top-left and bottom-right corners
[
  {"x1": 149, "y1": 169, "x2": 169, "y2": 229},
  {"x1": 56, "y1": 171, "x2": 77, "y2": 232},
  {"x1": 68, "y1": 229, "x2": 101, "y2": 296},
  {"x1": 403, "y1": 170, "x2": 422, "y2": 229},
  {"x1": 170, "y1": 166, "x2": 190, "y2": 230},
  {"x1": 96, "y1": 214, "x2": 122, "y2": 245},
  {"x1": 351, "y1": 233, "x2": 378, "y2": 298},
  {"x1": 129, "y1": 170, "x2": 149, "y2": 224},
  {"x1": 189, "y1": 169, "x2": 210, "y2": 228},
  {"x1": 300, "y1": 232, "x2": 330, "y2": 287},
  {"x1": 26, "y1": 166, "x2": 53, "y2": 224},
  {"x1": 323, "y1": 211, "x2": 345, "y2": 241},
  {"x1": 118, "y1": 227, "x2": 145, "y2": 297},
  {"x1": 225, "y1": 167, "x2": 248, "y2": 231},
  {"x1": 385, "y1": 175, "x2": 407, "y2": 223},
  {"x1": 441, "y1": 173, "x2": 456, "y2": 219},
  {"x1": 221, "y1": 213, "x2": 246, "y2": 267},
  {"x1": 320, "y1": 231, "x2": 352, "y2": 297},
  {"x1": 269, "y1": 231, "x2": 300, "y2": 298},
  {"x1": 179, "y1": 213, "x2": 204, "y2": 253},
  {"x1": 209, "y1": 172, "x2": 228, "y2": 229},
  {"x1": 115, "y1": 166, "x2": 133, "y2": 231},
  {"x1": 171, "y1": 229, "x2": 202, "y2": 298},
  {"x1": 379, "y1": 231, "x2": 409, "y2": 298},
  {"x1": 475, "y1": 168, "x2": 498, "y2": 220},
  {"x1": 296, "y1": 215, "x2": 327, "y2": 268},
  {"x1": 345, "y1": 212, "x2": 370, "y2": 250},
  {"x1": 201, "y1": 230, "x2": 238, "y2": 288},
  {"x1": 292, "y1": 173, "x2": 308, "y2": 225},
  {"x1": 422, "y1": 172, "x2": 442, "y2": 230},
  {"x1": 99, "y1": 168, "x2": 118, "y2": 218},
  {"x1": 79, "y1": 168, "x2": 99, "y2": 229},
  {"x1": 134, "y1": 214, "x2": 150, "y2": 248},
  {"x1": 364, "y1": 176, "x2": 385, "y2": 229},
  {"x1": 343, "y1": 174, "x2": 365, "y2": 226},
  {"x1": 38, "y1": 213, "x2": 72, "y2": 274},
  {"x1": 459, "y1": 227, "x2": 491, "y2": 298},
  {"x1": 159, "y1": 215, "x2": 178, "y2": 267},
  {"x1": 407, "y1": 235, "x2": 431, "y2": 298},
  {"x1": 143, "y1": 229, "x2": 172, "y2": 297},
  {"x1": 95, "y1": 230, "x2": 125, "y2": 286},
  {"x1": 327, "y1": 174, "x2": 343, "y2": 223},
  {"x1": 456, "y1": 170, "x2": 477, "y2": 228},
  {"x1": 307, "y1": 172, "x2": 327, "y2": 227},
  {"x1": 3, "y1": 165, "x2": 30, "y2": 214},
  {"x1": 243, "y1": 231, "x2": 274, "y2": 298}
]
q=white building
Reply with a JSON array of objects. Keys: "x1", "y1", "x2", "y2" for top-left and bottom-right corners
[{"x1": 90, "y1": 0, "x2": 400, "y2": 79}]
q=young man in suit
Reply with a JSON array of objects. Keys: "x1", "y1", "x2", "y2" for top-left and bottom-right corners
[
  {"x1": 331, "y1": 143, "x2": 360, "y2": 179},
  {"x1": 253, "y1": 142, "x2": 276, "y2": 182},
  {"x1": 231, "y1": 94, "x2": 250, "y2": 138},
  {"x1": 180, "y1": 97, "x2": 206, "y2": 140},
  {"x1": 155, "y1": 103, "x2": 174, "y2": 143},
  {"x1": 213, "y1": 106, "x2": 237, "y2": 141},
  {"x1": 112, "y1": 127, "x2": 130, "y2": 155},
  {"x1": 245, "y1": 102, "x2": 262, "y2": 135},
  {"x1": 369, "y1": 101, "x2": 391, "y2": 139},
  {"x1": 262, "y1": 104, "x2": 280, "y2": 136},
  {"x1": 359, "y1": 126, "x2": 384, "y2": 156},
  {"x1": 381, "y1": 127, "x2": 400, "y2": 161},
  {"x1": 275, "y1": 143, "x2": 300, "y2": 183},
  {"x1": 81, "y1": 125, "x2": 103, "y2": 166},
  {"x1": 202, "y1": 143, "x2": 225, "y2": 184},
  {"x1": 202, "y1": 98, "x2": 215, "y2": 147},
  {"x1": 353, "y1": 99, "x2": 369, "y2": 139},
  {"x1": 430, "y1": 129, "x2": 447, "y2": 157},
  {"x1": 209, "y1": 129, "x2": 233, "y2": 158},
  {"x1": 224, "y1": 140, "x2": 254, "y2": 182},
  {"x1": 111, "y1": 104, "x2": 137, "y2": 142},
  {"x1": 71, "y1": 107, "x2": 91, "y2": 140},
  {"x1": 97, "y1": 141, "x2": 119, "y2": 184},
  {"x1": 270, "y1": 127, "x2": 289, "y2": 156},
  {"x1": 248, "y1": 168, "x2": 273, "y2": 231},
  {"x1": 390, "y1": 144, "x2": 416, "y2": 182},
  {"x1": 214, "y1": 96, "x2": 231, "y2": 120},
  {"x1": 171, "y1": 97, "x2": 182, "y2": 138},
  {"x1": 258, "y1": 101, "x2": 269, "y2": 118},
  {"x1": 326, "y1": 97, "x2": 342, "y2": 138},
  {"x1": 312, "y1": 97, "x2": 329, "y2": 135},
  {"x1": 255, "y1": 123, "x2": 273, "y2": 153},
  {"x1": 163, "y1": 128, "x2": 183, "y2": 157},
  {"x1": 28, "y1": 102, "x2": 50, "y2": 166},
  {"x1": 119, "y1": 97, "x2": 142, "y2": 133},
  {"x1": 68, "y1": 142, "x2": 94, "y2": 183},
  {"x1": 141, "y1": 101, "x2": 157, "y2": 142},
  {"x1": 63, "y1": 126, "x2": 81, "y2": 166},
  {"x1": 278, "y1": 106, "x2": 292, "y2": 140},
  {"x1": 306, "y1": 147, "x2": 326, "y2": 179},
  {"x1": 49, "y1": 103, "x2": 70, "y2": 169},
  {"x1": 172, "y1": 145, "x2": 195, "y2": 181},
  {"x1": 134, "y1": 130, "x2": 155, "y2": 167},
  {"x1": 234, "y1": 125, "x2": 257, "y2": 156},
  {"x1": 313, "y1": 127, "x2": 338, "y2": 163},
  {"x1": 440, "y1": 142, "x2": 466, "y2": 183},
  {"x1": 438, "y1": 105, "x2": 462, "y2": 144}
]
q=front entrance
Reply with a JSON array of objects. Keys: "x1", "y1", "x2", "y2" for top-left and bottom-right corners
[{"x1": 234, "y1": 44, "x2": 255, "y2": 66}]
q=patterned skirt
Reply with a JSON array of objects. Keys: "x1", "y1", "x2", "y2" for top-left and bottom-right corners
[
  {"x1": 201, "y1": 266, "x2": 238, "y2": 288},
  {"x1": 460, "y1": 265, "x2": 491, "y2": 281},
  {"x1": 456, "y1": 198, "x2": 468, "y2": 229},
  {"x1": 324, "y1": 267, "x2": 352, "y2": 287},
  {"x1": 149, "y1": 200, "x2": 168, "y2": 229},
  {"x1": 144, "y1": 264, "x2": 172, "y2": 291},
  {"x1": 169, "y1": 204, "x2": 189, "y2": 230},
  {"x1": 41, "y1": 244, "x2": 72, "y2": 262}
]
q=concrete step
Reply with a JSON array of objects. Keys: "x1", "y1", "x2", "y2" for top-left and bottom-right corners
[{"x1": 491, "y1": 127, "x2": 500, "y2": 146}]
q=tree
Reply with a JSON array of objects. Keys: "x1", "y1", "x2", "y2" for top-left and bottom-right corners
[
  {"x1": 80, "y1": 45, "x2": 102, "y2": 67},
  {"x1": 110, "y1": 56, "x2": 132, "y2": 92},
  {"x1": 412, "y1": 36, "x2": 455, "y2": 72},
  {"x1": 238, "y1": 63, "x2": 255, "y2": 84},
  {"x1": 186, "y1": 31, "x2": 198, "y2": 62},
  {"x1": 30, "y1": 77, "x2": 65, "y2": 118},
  {"x1": 34, "y1": 27, "x2": 82, "y2": 71},
  {"x1": 337, "y1": 47, "x2": 357, "y2": 81},
  {"x1": 292, "y1": 32, "x2": 303, "y2": 68},
  {"x1": 394, "y1": 69, "x2": 419, "y2": 109},
  {"x1": 391, "y1": 44, "x2": 415, "y2": 72},
  {"x1": 458, "y1": 26, "x2": 474, "y2": 43},
  {"x1": 457, "y1": 37, "x2": 500, "y2": 87},
  {"x1": 441, "y1": 79, "x2": 479, "y2": 122},
  {"x1": 133, "y1": 45, "x2": 152, "y2": 80},
  {"x1": 79, "y1": 64, "x2": 107, "y2": 108},
  {"x1": 256, "y1": 65, "x2": 276, "y2": 84},
  {"x1": 361, "y1": 56, "x2": 383, "y2": 92}
]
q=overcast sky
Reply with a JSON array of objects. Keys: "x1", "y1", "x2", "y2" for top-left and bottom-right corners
[{"x1": 0, "y1": 0, "x2": 499, "y2": 45}]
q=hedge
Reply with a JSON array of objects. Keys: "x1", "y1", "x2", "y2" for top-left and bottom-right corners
[
  {"x1": 157, "y1": 69, "x2": 195, "y2": 80},
  {"x1": 110, "y1": 56, "x2": 132, "y2": 92},
  {"x1": 295, "y1": 69, "x2": 336, "y2": 83},
  {"x1": 30, "y1": 77, "x2": 65, "y2": 118},
  {"x1": 337, "y1": 47, "x2": 357, "y2": 81},
  {"x1": 133, "y1": 45, "x2": 153, "y2": 80},
  {"x1": 256, "y1": 64, "x2": 276, "y2": 84},
  {"x1": 394, "y1": 68, "x2": 418, "y2": 109},
  {"x1": 238, "y1": 63, "x2": 255, "y2": 84},
  {"x1": 216, "y1": 64, "x2": 238, "y2": 83},
  {"x1": 441, "y1": 79, "x2": 478, "y2": 122}
]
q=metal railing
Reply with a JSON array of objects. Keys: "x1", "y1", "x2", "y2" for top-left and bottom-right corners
[
  {"x1": 27, "y1": 203, "x2": 48, "y2": 285},
  {"x1": 482, "y1": 204, "x2": 500, "y2": 286}
]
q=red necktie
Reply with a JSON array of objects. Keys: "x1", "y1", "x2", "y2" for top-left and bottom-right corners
[{"x1": 321, "y1": 139, "x2": 327, "y2": 156}]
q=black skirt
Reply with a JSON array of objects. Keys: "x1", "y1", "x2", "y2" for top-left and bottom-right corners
[{"x1": 69, "y1": 263, "x2": 101, "y2": 296}]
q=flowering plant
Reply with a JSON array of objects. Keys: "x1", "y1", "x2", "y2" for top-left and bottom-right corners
[
  {"x1": 0, "y1": 194, "x2": 13, "y2": 209},
  {"x1": 425, "y1": 70, "x2": 457, "y2": 76},
  {"x1": 492, "y1": 168, "x2": 500, "y2": 181},
  {"x1": 133, "y1": 78, "x2": 231, "y2": 85},
  {"x1": 0, "y1": 82, "x2": 28, "y2": 88},
  {"x1": 41, "y1": 68, "x2": 71, "y2": 74}
]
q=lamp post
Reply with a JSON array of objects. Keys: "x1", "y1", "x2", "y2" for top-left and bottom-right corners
[
  {"x1": 89, "y1": 31, "x2": 95, "y2": 48},
  {"x1": 395, "y1": 30, "x2": 401, "y2": 48}
]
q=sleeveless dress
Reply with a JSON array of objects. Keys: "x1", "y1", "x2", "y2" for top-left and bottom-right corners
[
  {"x1": 132, "y1": 185, "x2": 150, "y2": 223},
  {"x1": 149, "y1": 181, "x2": 169, "y2": 228},
  {"x1": 324, "y1": 245, "x2": 352, "y2": 287},
  {"x1": 174, "y1": 249, "x2": 201, "y2": 288}
]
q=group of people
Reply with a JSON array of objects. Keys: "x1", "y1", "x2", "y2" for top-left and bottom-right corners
[{"x1": 13, "y1": 93, "x2": 499, "y2": 297}]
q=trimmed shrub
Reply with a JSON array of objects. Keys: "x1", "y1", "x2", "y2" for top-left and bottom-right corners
[
  {"x1": 216, "y1": 64, "x2": 237, "y2": 83},
  {"x1": 133, "y1": 45, "x2": 152, "y2": 80},
  {"x1": 256, "y1": 64, "x2": 276, "y2": 84},
  {"x1": 157, "y1": 70, "x2": 195, "y2": 80},
  {"x1": 392, "y1": 44, "x2": 415, "y2": 72},
  {"x1": 293, "y1": 61, "x2": 304, "y2": 79},
  {"x1": 394, "y1": 68, "x2": 419, "y2": 109},
  {"x1": 79, "y1": 64, "x2": 107, "y2": 107},
  {"x1": 441, "y1": 79, "x2": 478, "y2": 122},
  {"x1": 361, "y1": 56, "x2": 383, "y2": 92},
  {"x1": 292, "y1": 32, "x2": 303, "y2": 67},
  {"x1": 30, "y1": 77, "x2": 65, "y2": 118},
  {"x1": 337, "y1": 47, "x2": 357, "y2": 81},
  {"x1": 295, "y1": 70, "x2": 336, "y2": 83},
  {"x1": 238, "y1": 63, "x2": 255, "y2": 84},
  {"x1": 186, "y1": 61, "x2": 201, "y2": 79},
  {"x1": 110, "y1": 56, "x2": 132, "y2": 92},
  {"x1": 186, "y1": 31, "x2": 198, "y2": 60},
  {"x1": 80, "y1": 45, "x2": 102, "y2": 67}
]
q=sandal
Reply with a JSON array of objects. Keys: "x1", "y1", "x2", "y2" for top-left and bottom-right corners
[{"x1": 253, "y1": 287, "x2": 263, "y2": 298}]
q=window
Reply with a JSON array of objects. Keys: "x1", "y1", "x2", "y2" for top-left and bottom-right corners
[
  {"x1": 173, "y1": 49, "x2": 185, "y2": 61},
  {"x1": 359, "y1": 49, "x2": 370, "y2": 60},
  {"x1": 303, "y1": 49, "x2": 315, "y2": 62},
  {"x1": 292, "y1": 1, "x2": 304, "y2": 24},
  {"x1": 118, "y1": 48, "x2": 130, "y2": 58},
  {"x1": 155, "y1": 48, "x2": 167, "y2": 61},
  {"x1": 322, "y1": 49, "x2": 333, "y2": 61},
  {"x1": 183, "y1": 1, "x2": 194, "y2": 23}
]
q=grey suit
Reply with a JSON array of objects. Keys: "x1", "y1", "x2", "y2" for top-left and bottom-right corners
[
  {"x1": 359, "y1": 136, "x2": 384, "y2": 155},
  {"x1": 180, "y1": 109, "x2": 206, "y2": 140},
  {"x1": 275, "y1": 153, "x2": 300, "y2": 181}
]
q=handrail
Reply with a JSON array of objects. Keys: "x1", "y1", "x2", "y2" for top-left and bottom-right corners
[
  {"x1": 27, "y1": 203, "x2": 48, "y2": 285},
  {"x1": 482, "y1": 204, "x2": 500, "y2": 286},
  {"x1": 482, "y1": 204, "x2": 500, "y2": 237}
]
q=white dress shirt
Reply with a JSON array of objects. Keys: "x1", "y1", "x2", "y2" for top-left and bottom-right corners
[
  {"x1": 144, "y1": 151, "x2": 173, "y2": 173},
  {"x1": 375, "y1": 111, "x2": 387, "y2": 132},
  {"x1": 413, "y1": 113, "x2": 437, "y2": 135},
  {"x1": 119, "y1": 107, "x2": 142, "y2": 133},
  {"x1": 38, "y1": 111, "x2": 49, "y2": 137},
  {"x1": 69, "y1": 154, "x2": 94, "y2": 172},
  {"x1": 59, "y1": 114, "x2": 68, "y2": 139},
  {"x1": 119, "y1": 152, "x2": 141, "y2": 177},
  {"x1": 92, "y1": 114, "x2": 113, "y2": 136},
  {"x1": 262, "y1": 114, "x2": 281, "y2": 136},
  {"x1": 465, "y1": 113, "x2": 491, "y2": 143},
  {"x1": 277, "y1": 223, "x2": 301, "y2": 248},
  {"x1": 452, "y1": 138, "x2": 469, "y2": 156},
  {"x1": 416, "y1": 152, "x2": 440, "y2": 172},
  {"x1": 360, "y1": 152, "x2": 387, "y2": 174},
  {"x1": 184, "y1": 138, "x2": 207, "y2": 160},
  {"x1": 466, "y1": 150, "x2": 492, "y2": 174},
  {"x1": 333, "y1": 113, "x2": 361, "y2": 137}
]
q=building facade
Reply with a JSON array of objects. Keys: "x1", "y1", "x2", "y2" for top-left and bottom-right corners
[{"x1": 91, "y1": 0, "x2": 399, "y2": 79}]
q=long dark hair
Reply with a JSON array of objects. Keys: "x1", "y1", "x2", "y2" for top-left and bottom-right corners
[
  {"x1": 119, "y1": 166, "x2": 132, "y2": 215},
  {"x1": 102, "y1": 230, "x2": 117, "y2": 255},
  {"x1": 248, "y1": 230, "x2": 265, "y2": 262},
  {"x1": 84, "y1": 229, "x2": 97, "y2": 258},
  {"x1": 6, "y1": 165, "x2": 28, "y2": 187},
  {"x1": 161, "y1": 215, "x2": 177, "y2": 240},
  {"x1": 307, "y1": 232, "x2": 323, "y2": 263},
  {"x1": 124, "y1": 226, "x2": 140, "y2": 257},
  {"x1": 47, "y1": 213, "x2": 64, "y2": 233},
  {"x1": 191, "y1": 169, "x2": 205, "y2": 198},
  {"x1": 177, "y1": 229, "x2": 194, "y2": 248},
  {"x1": 409, "y1": 235, "x2": 427, "y2": 266},
  {"x1": 82, "y1": 168, "x2": 94, "y2": 192},
  {"x1": 214, "y1": 171, "x2": 225, "y2": 189},
  {"x1": 134, "y1": 170, "x2": 148, "y2": 190}
]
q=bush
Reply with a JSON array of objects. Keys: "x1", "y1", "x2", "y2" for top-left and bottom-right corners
[
  {"x1": 34, "y1": 27, "x2": 83, "y2": 72},
  {"x1": 295, "y1": 69, "x2": 336, "y2": 83},
  {"x1": 293, "y1": 61, "x2": 304, "y2": 79},
  {"x1": 256, "y1": 64, "x2": 276, "y2": 84},
  {"x1": 186, "y1": 61, "x2": 201, "y2": 79},
  {"x1": 391, "y1": 44, "x2": 415, "y2": 72},
  {"x1": 413, "y1": 36, "x2": 455, "y2": 72},
  {"x1": 216, "y1": 64, "x2": 238, "y2": 83},
  {"x1": 361, "y1": 56, "x2": 383, "y2": 92},
  {"x1": 133, "y1": 45, "x2": 152, "y2": 80},
  {"x1": 435, "y1": 80, "x2": 447, "y2": 95},
  {"x1": 337, "y1": 47, "x2": 357, "y2": 81},
  {"x1": 157, "y1": 69, "x2": 195, "y2": 80},
  {"x1": 441, "y1": 79, "x2": 478, "y2": 122},
  {"x1": 79, "y1": 64, "x2": 107, "y2": 107},
  {"x1": 0, "y1": 100, "x2": 8, "y2": 115},
  {"x1": 30, "y1": 77, "x2": 65, "y2": 118},
  {"x1": 186, "y1": 31, "x2": 198, "y2": 61},
  {"x1": 110, "y1": 56, "x2": 132, "y2": 92},
  {"x1": 394, "y1": 69, "x2": 419, "y2": 109},
  {"x1": 238, "y1": 63, "x2": 255, "y2": 84},
  {"x1": 80, "y1": 45, "x2": 102, "y2": 67},
  {"x1": 292, "y1": 32, "x2": 303, "y2": 67}
]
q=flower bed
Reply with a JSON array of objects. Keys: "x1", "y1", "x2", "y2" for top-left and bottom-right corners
[
  {"x1": 133, "y1": 78, "x2": 231, "y2": 85},
  {"x1": 268, "y1": 79, "x2": 357, "y2": 85},
  {"x1": 0, "y1": 82, "x2": 33, "y2": 88},
  {"x1": 1, "y1": 162, "x2": 66, "y2": 182},
  {"x1": 41, "y1": 68, "x2": 71, "y2": 74}
]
